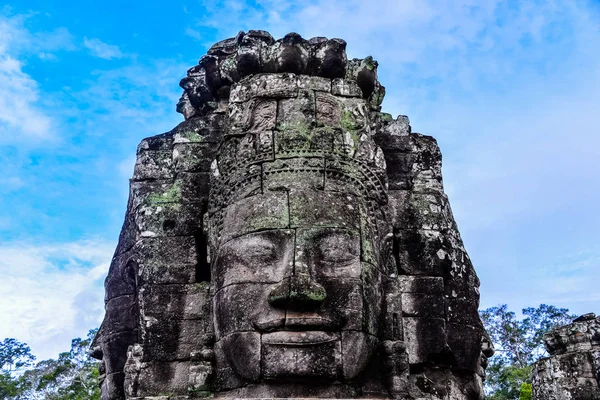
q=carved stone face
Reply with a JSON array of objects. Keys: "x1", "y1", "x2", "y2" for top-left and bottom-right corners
[{"x1": 212, "y1": 188, "x2": 383, "y2": 383}]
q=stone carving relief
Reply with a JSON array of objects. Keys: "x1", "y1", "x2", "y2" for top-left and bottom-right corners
[
  {"x1": 91, "y1": 31, "x2": 492, "y2": 400},
  {"x1": 532, "y1": 314, "x2": 600, "y2": 400}
]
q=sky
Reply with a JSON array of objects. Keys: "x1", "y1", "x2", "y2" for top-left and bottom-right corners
[{"x1": 0, "y1": 0, "x2": 599, "y2": 361}]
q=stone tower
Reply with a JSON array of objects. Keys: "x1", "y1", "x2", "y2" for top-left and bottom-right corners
[
  {"x1": 532, "y1": 313, "x2": 600, "y2": 400},
  {"x1": 91, "y1": 31, "x2": 493, "y2": 399}
]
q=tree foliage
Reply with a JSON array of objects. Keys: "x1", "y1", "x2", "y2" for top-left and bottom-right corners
[
  {"x1": 480, "y1": 304, "x2": 576, "y2": 400},
  {"x1": 0, "y1": 338, "x2": 35, "y2": 399},
  {"x1": 0, "y1": 339, "x2": 35, "y2": 373},
  {"x1": 0, "y1": 330, "x2": 100, "y2": 400}
]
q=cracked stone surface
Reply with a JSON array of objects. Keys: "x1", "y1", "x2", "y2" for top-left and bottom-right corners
[
  {"x1": 92, "y1": 31, "x2": 492, "y2": 400},
  {"x1": 532, "y1": 314, "x2": 600, "y2": 400}
]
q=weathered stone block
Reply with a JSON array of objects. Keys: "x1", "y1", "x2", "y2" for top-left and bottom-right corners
[
  {"x1": 104, "y1": 250, "x2": 138, "y2": 301},
  {"x1": 172, "y1": 116, "x2": 223, "y2": 144},
  {"x1": 341, "y1": 332, "x2": 378, "y2": 380},
  {"x1": 315, "y1": 92, "x2": 341, "y2": 127},
  {"x1": 315, "y1": 277, "x2": 366, "y2": 332},
  {"x1": 399, "y1": 275, "x2": 444, "y2": 294},
  {"x1": 289, "y1": 190, "x2": 360, "y2": 229},
  {"x1": 397, "y1": 193, "x2": 453, "y2": 231},
  {"x1": 130, "y1": 179, "x2": 177, "y2": 210},
  {"x1": 374, "y1": 132, "x2": 414, "y2": 153},
  {"x1": 382, "y1": 280, "x2": 403, "y2": 341},
  {"x1": 136, "y1": 236, "x2": 198, "y2": 285},
  {"x1": 229, "y1": 73, "x2": 298, "y2": 102},
  {"x1": 102, "y1": 331, "x2": 138, "y2": 374},
  {"x1": 401, "y1": 293, "x2": 445, "y2": 318},
  {"x1": 133, "y1": 150, "x2": 174, "y2": 181},
  {"x1": 403, "y1": 317, "x2": 447, "y2": 364},
  {"x1": 136, "y1": 361, "x2": 190, "y2": 397},
  {"x1": 213, "y1": 229, "x2": 294, "y2": 288},
  {"x1": 446, "y1": 296, "x2": 482, "y2": 326},
  {"x1": 332, "y1": 78, "x2": 362, "y2": 97},
  {"x1": 297, "y1": 75, "x2": 331, "y2": 92},
  {"x1": 137, "y1": 133, "x2": 174, "y2": 152},
  {"x1": 387, "y1": 190, "x2": 410, "y2": 229},
  {"x1": 105, "y1": 295, "x2": 139, "y2": 332},
  {"x1": 141, "y1": 318, "x2": 205, "y2": 361},
  {"x1": 134, "y1": 201, "x2": 203, "y2": 238},
  {"x1": 172, "y1": 143, "x2": 217, "y2": 173},
  {"x1": 395, "y1": 229, "x2": 452, "y2": 276},
  {"x1": 101, "y1": 372, "x2": 125, "y2": 400},
  {"x1": 338, "y1": 98, "x2": 369, "y2": 131},
  {"x1": 263, "y1": 157, "x2": 325, "y2": 191},
  {"x1": 446, "y1": 322, "x2": 483, "y2": 373},
  {"x1": 138, "y1": 283, "x2": 210, "y2": 321},
  {"x1": 384, "y1": 115, "x2": 411, "y2": 137},
  {"x1": 212, "y1": 283, "x2": 285, "y2": 340},
  {"x1": 277, "y1": 92, "x2": 315, "y2": 131},
  {"x1": 173, "y1": 172, "x2": 210, "y2": 202},
  {"x1": 262, "y1": 331, "x2": 341, "y2": 379},
  {"x1": 219, "y1": 192, "x2": 289, "y2": 244},
  {"x1": 384, "y1": 152, "x2": 417, "y2": 190},
  {"x1": 218, "y1": 332, "x2": 261, "y2": 382}
]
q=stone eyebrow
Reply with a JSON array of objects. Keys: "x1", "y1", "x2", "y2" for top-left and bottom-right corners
[{"x1": 225, "y1": 229, "x2": 295, "y2": 252}]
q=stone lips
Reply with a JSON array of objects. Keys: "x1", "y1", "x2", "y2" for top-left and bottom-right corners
[{"x1": 92, "y1": 31, "x2": 493, "y2": 400}]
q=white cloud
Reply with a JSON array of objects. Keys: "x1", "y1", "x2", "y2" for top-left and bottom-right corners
[
  {"x1": 0, "y1": 239, "x2": 114, "y2": 360},
  {"x1": 83, "y1": 37, "x2": 125, "y2": 60},
  {"x1": 0, "y1": 15, "x2": 53, "y2": 139},
  {"x1": 0, "y1": 176, "x2": 24, "y2": 190},
  {"x1": 185, "y1": 27, "x2": 203, "y2": 41}
]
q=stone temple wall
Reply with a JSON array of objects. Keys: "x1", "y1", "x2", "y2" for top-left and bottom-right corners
[
  {"x1": 532, "y1": 314, "x2": 600, "y2": 400},
  {"x1": 91, "y1": 31, "x2": 492, "y2": 400}
]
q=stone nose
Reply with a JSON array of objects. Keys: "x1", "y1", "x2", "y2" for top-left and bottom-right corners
[{"x1": 268, "y1": 273, "x2": 326, "y2": 312}]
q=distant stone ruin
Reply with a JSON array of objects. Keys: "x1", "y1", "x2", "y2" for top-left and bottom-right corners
[
  {"x1": 91, "y1": 31, "x2": 493, "y2": 399},
  {"x1": 532, "y1": 313, "x2": 600, "y2": 400}
]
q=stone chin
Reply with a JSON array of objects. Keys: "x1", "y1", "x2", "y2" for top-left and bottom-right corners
[{"x1": 222, "y1": 331, "x2": 377, "y2": 382}]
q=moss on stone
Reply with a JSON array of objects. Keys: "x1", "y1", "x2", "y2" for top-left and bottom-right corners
[
  {"x1": 147, "y1": 183, "x2": 182, "y2": 207},
  {"x1": 304, "y1": 290, "x2": 326, "y2": 302},
  {"x1": 186, "y1": 131, "x2": 205, "y2": 143},
  {"x1": 379, "y1": 112, "x2": 393, "y2": 122},
  {"x1": 195, "y1": 281, "x2": 210, "y2": 290},
  {"x1": 340, "y1": 110, "x2": 358, "y2": 131}
]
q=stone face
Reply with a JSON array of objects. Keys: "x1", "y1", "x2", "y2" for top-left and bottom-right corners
[
  {"x1": 92, "y1": 31, "x2": 491, "y2": 400},
  {"x1": 532, "y1": 314, "x2": 600, "y2": 400}
]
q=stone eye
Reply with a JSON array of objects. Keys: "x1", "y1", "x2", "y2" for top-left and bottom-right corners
[
  {"x1": 219, "y1": 236, "x2": 280, "y2": 267},
  {"x1": 316, "y1": 232, "x2": 359, "y2": 264},
  {"x1": 239, "y1": 241, "x2": 278, "y2": 264}
]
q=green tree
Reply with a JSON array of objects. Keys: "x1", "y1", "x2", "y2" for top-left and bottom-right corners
[
  {"x1": 480, "y1": 304, "x2": 575, "y2": 400},
  {"x1": 0, "y1": 338, "x2": 36, "y2": 399},
  {"x1": 22, "y1": 329, "x2": 100, "y2": 400},
  {"x1": 0, "y1": 330, "x2": 101, "y2": 400},
  {"x1": 519, "y1": 382, "x2": 533, "y2": 400}
]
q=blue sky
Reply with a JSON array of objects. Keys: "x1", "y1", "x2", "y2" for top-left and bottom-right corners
[{"x1": 1, "y1": 0, "x2": 599, "y2": 361}]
